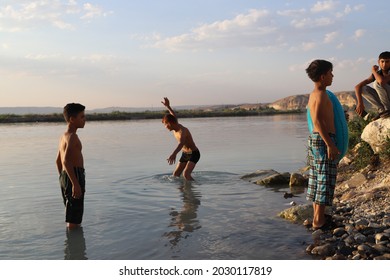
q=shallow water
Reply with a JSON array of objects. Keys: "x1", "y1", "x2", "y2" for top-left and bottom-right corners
[{"x1": 0, "y1": 115, "x2": 313, "y2": 259}]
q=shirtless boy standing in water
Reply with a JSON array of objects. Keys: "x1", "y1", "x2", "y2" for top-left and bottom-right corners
[
  {"x1": 306, "y1": 60, "x2": 340, "y2": 230},
  {"x1": 161, "y1": 97, "x2": 200, "y2": 181},
  {"x1": 56, "y1": 103, "x2": 86, "y2": 229}
]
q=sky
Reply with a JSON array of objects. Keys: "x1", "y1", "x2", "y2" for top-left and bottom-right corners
[{"x1": 1, "y1": 0, "x2": 389, "y2": 109}]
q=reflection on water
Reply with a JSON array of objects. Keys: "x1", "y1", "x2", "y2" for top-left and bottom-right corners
[
  {"x1": 163, "y1": 181, "x2": 202, "y2": 248},
  {"x1": 64, "y1": 227, "x2": 88, "y2": 260}
]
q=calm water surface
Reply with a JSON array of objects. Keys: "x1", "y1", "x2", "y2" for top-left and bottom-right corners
[{"x1": 0, "y1": 115, "x2": 313, "y2": 260}]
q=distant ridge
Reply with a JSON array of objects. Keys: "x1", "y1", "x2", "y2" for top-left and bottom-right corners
[
  {"x1": 0, "y1": 90, "x2": 370, "y2": 115},
  {"x1": 269, "y1": 91, "x2": 372, "y2": 111},
  {"x1": 0, "y1": 105, "x2": 201, "y2": 115}
]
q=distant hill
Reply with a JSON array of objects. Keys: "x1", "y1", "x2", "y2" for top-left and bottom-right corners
[
  {"x1": 268, "y1": 91, "x2": 372, "y2": 111},
  {"x1": 0, "y1": 91, "x2": 373, "y2": 115},
  {"x1": 0, "y1": 105, "x2": 201, "y2": 115}
]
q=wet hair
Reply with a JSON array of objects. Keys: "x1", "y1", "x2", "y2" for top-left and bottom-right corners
[
  {"x1": 378, "y1": 51, "x2": 390, "y2": 60},
  {"x1": 63, "y1": 103, "x2": 85, "y2": 122},
  {"x1": 162, "y1": 113, "x2": 177, "y2": 124},
  {"x1": 305, "y1": 59, "x2": 333, "y2": 82}
]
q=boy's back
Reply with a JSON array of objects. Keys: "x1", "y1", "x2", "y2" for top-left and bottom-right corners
[{"x1": 307, "y1": 89, "x2": 335, "y2": 135}]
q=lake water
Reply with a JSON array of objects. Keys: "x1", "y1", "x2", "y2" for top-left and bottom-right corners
[{"x1": 0, "y1": 114, "x2": 314, "y2": 260}]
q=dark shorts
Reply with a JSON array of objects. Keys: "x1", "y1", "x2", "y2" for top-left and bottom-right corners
[
  {"x1": 179, "y1": 150, "x2": 201, "y2": 164},
  {"x1": 307, "y1": 133, "x2": 337, "y2": 206},
  {"x1": 59, "y1": 167, "x2": 86, "y2": 224}
]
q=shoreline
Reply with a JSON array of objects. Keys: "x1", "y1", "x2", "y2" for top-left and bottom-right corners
[
  {"x1": 278, "y1": 156, "x2": 390, "y2": 260},
  {"x1": 0, "y1": 109, "x2": 303, "y2": 124}
]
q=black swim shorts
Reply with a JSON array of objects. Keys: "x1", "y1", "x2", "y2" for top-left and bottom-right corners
[
  {"x1": 59, "y1": 167, "x2": 86, "y2": 224},
  {"x1": 179, "y1": 149, "x2": 201, "y2": 164}
]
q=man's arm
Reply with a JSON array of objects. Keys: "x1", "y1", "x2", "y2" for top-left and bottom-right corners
[
  {"x1": 161, "y1": 97, "x2": 177, "y2": 118},
  {"x1": 167, "y1": 142, "x2": 184, "y2": 165},
  {"x1": 62, "y1": 134, "x2": 82, "y2": 198},
  {"x1": 167, "y1": 129, "x2": 187, "y2": 165},
  {"x1": 312, "y1": 93, "x2": 340, "y2": 161},
  {"x1": 354, "y1": 75, "x2": 374, "y2": 115}
]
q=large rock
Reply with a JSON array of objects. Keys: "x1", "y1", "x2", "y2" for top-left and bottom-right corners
[
  {"x1": 361, "y1": 118, "x2": 390, "y2": 153},
  {"x1": 289, "y1": 173, "x2": 308, "y2": 187},
  {"x1": 256, "y1": 172, "x2": 290, "y2": 186},
  {"x1": 240, "y1": 169, "x2": 279, "y2": 183},
  {"x1": 278, "y1": 204, "x2": 313, "y2": 223}
]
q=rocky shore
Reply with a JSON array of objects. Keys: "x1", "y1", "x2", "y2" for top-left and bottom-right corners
[{"x1": 243, "y1": 118, "x2": 390, "y2": 260}]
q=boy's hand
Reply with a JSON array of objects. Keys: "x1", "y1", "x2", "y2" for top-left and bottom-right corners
[
  {"x1": 167, "y1": 154, "x2": 176, "y2": 165},
  {"x1": 327, "y1": 144, "x2": 340, "y2": 161},
  {"x1": 355, "y1": 102, "x2": 365, "y2": 116},
  {"x1": 72, "y1": 183, "x2": 83, "y2": 199},
  {"x1": 372, "y1": 65, "x2": 379, "y2": 73},
  {"x1": 161, "y1": 97, "x2": 170, "y2": 107}
]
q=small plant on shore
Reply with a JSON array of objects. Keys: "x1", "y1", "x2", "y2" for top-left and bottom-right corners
[
  {"x1": 379, "y1": 133, "x2": 390, "y2": 160},
  {"x1": 353, "y1": 141, "x2": 374, "y2": 170},
  {"x1": 346, "y1": 117, "x2": 377, "y2": 170},
  {"x1": 348, "y1": 117, "x2": 369, "y2": 150}
]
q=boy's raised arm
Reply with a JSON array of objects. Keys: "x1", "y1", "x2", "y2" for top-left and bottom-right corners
[{"x1": 161, "y1": 97, "x2": 177, "y2": 118}]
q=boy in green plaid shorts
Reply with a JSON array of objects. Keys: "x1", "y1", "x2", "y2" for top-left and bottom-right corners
[{"x1": 305, "y1": 60, "x2": 340, "y2": 230}]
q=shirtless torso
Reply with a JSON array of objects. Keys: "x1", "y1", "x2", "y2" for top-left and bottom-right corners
[
  {"x1": 56, "y1": 128, "x2": 84, "y2": 199},
  {"x1": 308, "y1": 90, "x2": 335, "y2": 135},
  {"x1": 173, "y1": 124, "x2": 198, "y2": 153},
  {"x1": 58, "y1": 132, "x2": 84, "y2": 170}
]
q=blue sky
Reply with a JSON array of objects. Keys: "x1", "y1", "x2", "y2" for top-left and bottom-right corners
[{"x1": 1, "y1": 0, "x2": 389, "y2": 109}]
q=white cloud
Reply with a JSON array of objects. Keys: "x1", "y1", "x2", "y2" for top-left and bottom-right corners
[
  {"x1": 25, "y1": 53, "x2": 62, "y2": 60},
  {"x1": 0, "y1": 0, "x2": 111, "y2": 31},
  {"x1": 353, "y1": 29, "x2": 366, "y2": 40},
  {"x1": 153, "y1": 9, "x2": 275, "y2": 51},
  {"x1": 344, "y1": 4, "x2": 352, "y2": 15},
  {"x1": 311, "y1": 0, "x2": 337, "y2": 13},
  {"x1": 334, "y1": 57, "x2": 365, "y2": 70},
  {"x1": 80, "y1": 3, "x2": 111, "y2": 20},
  {"x1": 77, "y1": 53, "x2": 117, "y2": 63},
  {"x1": 291, "y1": 17, "x2": 335, "y2": 29},
  {"x1": 146, "y1": 3, "x2": 365, "y2": 53},
  {"x1": 288, "y1": 42, "x2": 317, "y2": 52},
  {"x1": 324, "y1": 31, "x2": 338, "y2": 43},
  {"x1": 302, "y1": 42, "x2": 316, "y2": 51},
  {"x1": 353, "y1": 4, "x2": 365, "y2": 11},
  {"x1": 277, "y1": 8, "x2": 306, "y2": 17}
]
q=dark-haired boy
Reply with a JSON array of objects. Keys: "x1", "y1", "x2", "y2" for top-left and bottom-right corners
[
  {"x1": 161, "y1": 97, "x2": 200, "y2": 181},
  {"x1": 306, "y1": 60, "x2": 340, "y2": 230},
  {"x1": 56, "y1": 103, "x2": 86, "y2": 229},
  {"x1": 355, "y1": 51, "x2": 390, "y2": 119}
]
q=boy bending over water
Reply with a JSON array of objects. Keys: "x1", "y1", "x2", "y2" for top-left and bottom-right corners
[
  {"x1": 161, "y1": 97, "x2": 200, "y2": 181},
  {"x1": 306, "y1": 60, "x2": 340, "y2": 230},
  {"x1": 56, "y1": 103, "x2": 86, "y2": 229}
]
